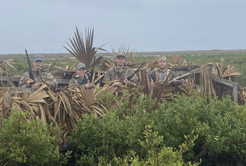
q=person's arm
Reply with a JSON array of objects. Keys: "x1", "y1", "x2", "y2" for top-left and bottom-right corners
[
  {"x1": 148, "y1": 70, "x2": 156, "y2": 82},
  {"x1": 102, "y1": 70, "x2": 111, "y2": 84},
  {"x1": 44, "y1": 72, "x2": 58, "y2": 88},
  {"x1": 170, "y1": 71, "x2": 184, "y2": 86},
  {"x1": 18, "y1": 72, "x2": 30, "y2": 88},
  {"x1": 124, "y1": 68, "x2": 138, "y2": 86},
  {"x1": 69, "y1": 78, "x2": 78, "y2": 88},
  {"x1": 147, "y1": 70, "x2": 155, "y2": 89},
  {"x1": 129, "y1": 73, "x2": 138, "y2": 86},
  {"x1": 81, "y1": 77, "x2": 94, "y2": 89}
]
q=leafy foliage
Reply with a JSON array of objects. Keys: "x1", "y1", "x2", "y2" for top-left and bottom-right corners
[
  {"x1": 113, "y1": 123, "x2": 200, "y2": 166},
  {"x1": 71, "y1": 91, "x2": 246, "y2": 165},
  {"x1": 0, "y1": 107, "x2": 71, "y2": 166},
  {"x1": 71, "y1": 93, "x2": 155, "y2": 165},
  {"x1": 2, "y1": 87, "x2": 246, "y2": 165}
]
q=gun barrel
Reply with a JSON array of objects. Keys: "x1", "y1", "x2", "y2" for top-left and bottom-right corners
[
  {"x1": 25, "y1": 49, "x2": 32, "y2": 70},
  {"x1": 168, "y1": 66, "x2": 206, "y2": 83},
  {"x1": 25, "y1": 49, "x2": 35, "y2": 82},
  {"x1": 127, "y1": 62, "x2": 145, "y2": 81}
]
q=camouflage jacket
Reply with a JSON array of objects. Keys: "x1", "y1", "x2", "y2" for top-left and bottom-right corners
[
  {"x1": 148, "y1": 68, "x2": 184, "y2": 85},
  {"x1": 102, "y1": 65, "x2": 138, "y2": 86},
  {"x1": 18, "y1": 67, "x2": 57, "y2": 88},
  {"x1": 69, "y1": 73, "x2": 89, "y2": 88}
]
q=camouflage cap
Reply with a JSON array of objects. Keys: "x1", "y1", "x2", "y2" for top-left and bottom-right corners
[
  {"x1": 116, "y1": 54, "x2": 126, "y2": 59},
  {"x1": 157, "y1": 55, "x2": 167, "y2": 62},
  {"x1": 33, "y1": 55, "x2": 43, "y2": 62},
  {"x1": 77, "y1": 62, "x2": 86, "y2": 69}
]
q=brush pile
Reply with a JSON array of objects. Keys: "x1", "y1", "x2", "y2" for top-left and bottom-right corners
[
  {"x1": 0, "y1": 84, "x2": 108, "y2": 145},
  {"x1": 1, "y1": 27, "x2": 246, "y2": 151},
  {"x1": 209, "y1": 57, "x2": 241, "y2": 80},
  {"x1": 0, "y1": 59, "x2": 17, "y2": 76}
]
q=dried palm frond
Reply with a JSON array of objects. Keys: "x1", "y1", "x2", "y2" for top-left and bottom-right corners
[
  {"x1": 1, "y1": 59, "x2": 17, "y2": 71},
  {"x1": 89, "y1": 56, "x2": 104, "y2": 68},
  {"x1": 239, "y1": 87, "x2": 246, "y2": 105},
  {"x1": 222, "y1": 65, "x2": 241, "y2": 77},
  {"x1": 171, "y1": 55, "x2": 182, "y2": 65},
  {"x1": 199, "y1": 65, "x2": 216, "y2": 96},
  {"x1": 44, "y1": 63, "x2": 52, "y2": 72},
  {"x1": 112, "y1": 46, "x2": 137, "y2": 64},
  {"x1": 63, "y1": 27, "x2": 97, "y2": 70},
  {"x1": 0, "y1": 84, "x2": 111, "y2": 149},
  {"x1": 208, "y1": 58, "x2": 241, "y2": 79},
  {"x1": 100, "y1": 58, "x2": 115, "y2": 71},
  {"x1": 0, "y1": 60, "x2": 17, "y2": 87}
]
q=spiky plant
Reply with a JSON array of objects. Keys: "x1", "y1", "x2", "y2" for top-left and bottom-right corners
[
  {"x1": 64, "y1": 27, "x2": 105, "y2": 70},
  {"x1": 111, "y1": 46, "x2": 136, "y2": 64}
]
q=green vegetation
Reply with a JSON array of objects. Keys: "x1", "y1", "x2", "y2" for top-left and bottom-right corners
[
  {"x1": 0, "y1": 107, "x2": 71, "y2": 166},
  {"x1": 113, "y1": 124, "x2": 200, "y2": 166},
  {"x1": 68, "y1": 91, "x2": 246, "y2": 165},
  {"x1": 2, "y1": 91, "x2": 246, "y2": 165}
]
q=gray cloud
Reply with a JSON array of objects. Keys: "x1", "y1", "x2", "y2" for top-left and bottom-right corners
[{"x1": 0, "y1": 0, "x2": 246, "y2": 54}]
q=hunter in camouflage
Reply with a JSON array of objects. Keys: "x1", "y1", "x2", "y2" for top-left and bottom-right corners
[
  {"x1": 102, "y1": 54, "x2": 138, "y2": 86},
  {"x1": 148, "y1": 55, "x2": 184, "y2": 85},
  {"x1": 69, "y1": 62, "x2": 93, "y2": 89},
  {"x1": 18, "y1": 55, "x2": 57, "y2": 89}
]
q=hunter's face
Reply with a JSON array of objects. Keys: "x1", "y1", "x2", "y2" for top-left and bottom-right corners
[
  {"x1": 115, "y1": 57, "x2": 125, "y2": 67},
  {"x1": 76, "y1": 68, "x2": 86, "y2": 77},
  {"x1": 33, "y1": 60, "x2": 43, "y2": 70},
  {"x1": 158, "y1": 60, "x2": 167, "y2": 70}
]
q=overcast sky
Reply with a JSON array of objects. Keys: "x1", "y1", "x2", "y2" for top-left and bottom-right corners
[{"x1": 0, "y1": 0, "x2": 245, "y2": 54}]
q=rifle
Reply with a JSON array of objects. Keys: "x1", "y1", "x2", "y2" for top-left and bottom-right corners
[
  {"x1": 168, "y1": 66, "x2": 206, "y2": 83},
  {"x1": 25, "y1": 49, "x2": 35, "y2": 84},
  {"x1": 126, "y1": 62, "x2": 145, "y2": 81},
  {"x1": 89, "y1": 56, "x2": 96, "y2": 83}
]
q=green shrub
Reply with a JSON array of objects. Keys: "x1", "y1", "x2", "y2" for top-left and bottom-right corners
[
  {"x1": 71, "y1": 91, "x2": 246, "y2": 165},
  {"x1": 71, "y1": 94, "x2": 155, "y2": 165},
  {"x1": 113, "y1": 123, "x2": 200, "y2": 166},
  {"x1": 153, "y1": 92, "x2": 246, "y2": 163},
  {"x1": 0, "y1": 107, "x2": 71, "y2": 166}
]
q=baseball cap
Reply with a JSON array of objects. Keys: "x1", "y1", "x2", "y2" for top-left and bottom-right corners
[
  {"x1": 157, "y1": 55, "x2": 167, "y2": 62},
  {"x1": 116, "y1": 54, "x2": 126, "y2": 59},
  {"x1": 77, "y1": 62, "x2": 86, "y2": 69},
  {"x1": 33, "y1": 55, "x2": 43, "y2": 62}
]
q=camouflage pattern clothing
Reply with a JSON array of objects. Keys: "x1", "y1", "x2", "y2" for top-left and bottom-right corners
[
  {"x1": 18, "y1": 67, "x2": 57, "y2": 88},
  {"x1": 102, "y1": 65, "x2": 138, "y2": 86},
  {"x1": 148, "y1": 68, "x2": 184, "y2": 85},
  {"x1": 69, "y1": 73, "x2": 90, "y2": 88}
]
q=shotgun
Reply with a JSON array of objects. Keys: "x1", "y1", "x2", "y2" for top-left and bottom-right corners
[
  {"x1": 25, "y1": 49, "x2": 35, "y2": 84},
  {"x1": 168, "y1": 66, "x2": 206, "y2": 83},
  {"x1": 126, "y1": 62, "x2": 145, "y2": 81}
]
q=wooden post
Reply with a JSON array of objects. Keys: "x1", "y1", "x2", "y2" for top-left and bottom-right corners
[{"x1": 232, "y1": 84, "x2": 239, "y2": 102}]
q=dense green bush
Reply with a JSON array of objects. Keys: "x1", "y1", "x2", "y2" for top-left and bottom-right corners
[
  {"x1": 71, "y1": 91, "x2": 246, "y2": 165},
  {"x1": 71, "y1": 93, "x2": 154, "y2": 165},
  {"x1": 0, "y1": 107, "x2": 71, "y2": 166},
  {"x1": 113, "y1": 123, "x2": 200, "y2": 166},
  {"x1": 153, "y1": 93, "x2": 246, "y2": 155},
  {"x1": 2, "y1": 90, "x2": 246, "y2": 165}
]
